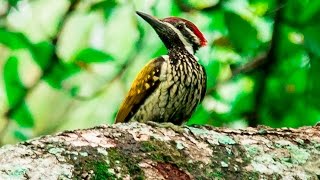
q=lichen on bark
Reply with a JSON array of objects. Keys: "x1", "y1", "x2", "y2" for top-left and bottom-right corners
[{"x1": 0, "y1": 122, "x2": 320, "y2": 179}]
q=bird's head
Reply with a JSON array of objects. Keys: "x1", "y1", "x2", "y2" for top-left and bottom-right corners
[{"x1": 136, "y1": 11, "x2": 207, "y2": 54}]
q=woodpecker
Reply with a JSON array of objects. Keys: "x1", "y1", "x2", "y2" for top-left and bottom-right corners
[{"x1": 115, "y1": 11, "x2": 207, "y2": 125}]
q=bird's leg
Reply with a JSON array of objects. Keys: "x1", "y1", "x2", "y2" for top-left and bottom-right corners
[{"x1": 145, "y1": 121, "x2": 187, "y2": 134}]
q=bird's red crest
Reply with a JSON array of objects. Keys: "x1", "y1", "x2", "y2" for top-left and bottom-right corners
[{"x1": 163, "y1": 17, "x2": 207, "y2": 47}]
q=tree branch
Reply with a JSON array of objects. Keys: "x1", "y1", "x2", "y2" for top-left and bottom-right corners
[
  {"x1": 231, "y1": 53, "x2": 268, "y2": 76},
  {"x1": 247, "y1": 0, "x2": 285, "y2": 127},
  {"x1": 0, "y1": 1, "x2": 9, "y2": 19},
  {"x1": 206, "y1": 52, "x2": 268, "y2": 95},
  {"x1": 0, "y1": 122, "x2": 319, "y2": 179},
  {"x1": 206, "y1": 1, "x2": 286, "y2": 126}
]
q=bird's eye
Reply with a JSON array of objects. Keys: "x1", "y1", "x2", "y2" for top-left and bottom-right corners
[{"x1": 176, "y1": 24, "x2": 184, "y2": 30}]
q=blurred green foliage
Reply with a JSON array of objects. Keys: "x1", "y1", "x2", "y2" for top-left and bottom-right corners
[{"x1": 0, "y1": 0, "x2": 319, "y2": 145}]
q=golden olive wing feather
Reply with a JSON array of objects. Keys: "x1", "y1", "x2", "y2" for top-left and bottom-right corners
[{"x1": 115, "y1": 57, "x2": 165, "y2": 123}]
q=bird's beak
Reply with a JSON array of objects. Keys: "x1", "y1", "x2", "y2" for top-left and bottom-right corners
[{"x1": 136, "y1": 11, "x2": 165, "y2": 32}]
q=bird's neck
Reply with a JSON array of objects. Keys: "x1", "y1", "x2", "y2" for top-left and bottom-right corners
[
  {"x1": 167, "y1": 46, "x2": 198, "y2": 63},
  {"x1": 169, "y1": 44, "x2": 195, "y2": 54}
]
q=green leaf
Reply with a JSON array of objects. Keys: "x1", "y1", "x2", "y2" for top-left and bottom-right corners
[
  {"x1": 8, "y1": 0, "x2": 20, "y2": 7},
  {"x1": 276, "y1": 25, "x2": 302, "y2": 59},
  {"x1": 3, "y1": 56, "x2": 34, "y2": 128},
  {"x1": 231, "y1": 89, "x2": 254, "y2": 115},
  {"x1": 3, "y1": 56, "x2": 26, "y2": 108},
  {"x1": 31, "y1": 41, "x2": 54, "y2": 70},
  {"x1": 90, "y1": 0, "x2": 117, "y2": 19},
  {"x1": 303, "y1": 25, "x2": 320, "y2": 57},
  {"x1": 69, "y1": 86, "x2": 80, "y2": 97},
  {"x1": 14, "y1": 130, "x2": 29, "y2": 141},
  {"x1": 44, "y1": 62, "x2": 81, "y2": 89},
  {"x1": 0, "y1": 28, "x2": 31, "y2": 49},
  {"x1": 308, "y1": 56, "x2": 320, "y2": 109},
  {"x1": 187, "y1": 105, "x2": 211, "y2": 125},
  {"x1": 249, "y1": 0, "x2": 276, "y2": 16},
  {"x1": 74, "y1": 48, "x2": 114, "y2": 63},
  {"x1": 0, "y1": 30, "x2": 54, "y2": 70},
  {"x1": 207, "y1": 10, "x2": 227, "y2": 34},
  {"x1": 12, "y1": 102, "x2": 34, "y2": 128},
  {"x1": 225, "y1": 12, "x2": 259, "y2": 52},
  {"x1": 284, "y1": 1, "x2": 320, "y2": 25},
  {"x1": 205, "y1": 60, "x2": 220, "y2": 89},
  {"x1": 179, "y1": 0, "x2": 220, "y2": 10}
]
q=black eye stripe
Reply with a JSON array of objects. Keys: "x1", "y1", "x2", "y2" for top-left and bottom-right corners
[
  {"x1": 181, "y1": 27, "x2": 192, "y2": 37},
  {"x1": 180, "y1": 27, "x2": 198, "y2": 45}
]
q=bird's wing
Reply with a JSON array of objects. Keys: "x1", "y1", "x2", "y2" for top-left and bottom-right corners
[
  {"x1": 200, "y1": 65, "x2": 207, "y2": 102},
  {"x1": 115, "y1": 56, "x2": 165, "y2": 123}
]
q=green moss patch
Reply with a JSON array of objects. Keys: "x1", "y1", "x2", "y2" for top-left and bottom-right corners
[
  {"x1": 61, "y1": 146, "x2": 117, "y2": 179},
  {"x1": 108, "y1": 148, "x2": 144, "y2": 179}
]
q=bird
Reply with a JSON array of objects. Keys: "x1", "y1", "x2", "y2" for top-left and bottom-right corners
[{"x1": 115, "y1": 11, "x2": 207, "y2": 126}]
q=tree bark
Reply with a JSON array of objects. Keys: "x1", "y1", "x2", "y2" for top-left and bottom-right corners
[{"x1": 0, "y1": 122, "x2": 319, "y2": 180}]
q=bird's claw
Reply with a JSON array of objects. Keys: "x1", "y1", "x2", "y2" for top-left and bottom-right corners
[{"x1": 145, "y1": 121, "x2": 186, "y2": 134}]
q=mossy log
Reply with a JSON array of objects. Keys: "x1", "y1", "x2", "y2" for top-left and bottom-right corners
[{"x1": 0, "y1": 122, "x2": 319, "y2": 179}]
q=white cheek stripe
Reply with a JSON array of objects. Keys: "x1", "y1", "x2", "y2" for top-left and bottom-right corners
[
  {"x1": 161, "y1": 55, "x2": 169, "y2": 61},
  {"x1": 164, "y1": 22, "x2": 194, "y2": 55}
]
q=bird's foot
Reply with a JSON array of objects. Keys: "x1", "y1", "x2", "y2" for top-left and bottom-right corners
[{"x1": 145, "y1": 121, "x2": 186, "y2": 134}]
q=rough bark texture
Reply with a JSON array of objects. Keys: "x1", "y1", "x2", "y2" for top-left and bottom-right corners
[{"x1": 0, "y1": 122, "x2": 320, "y2": 180}]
